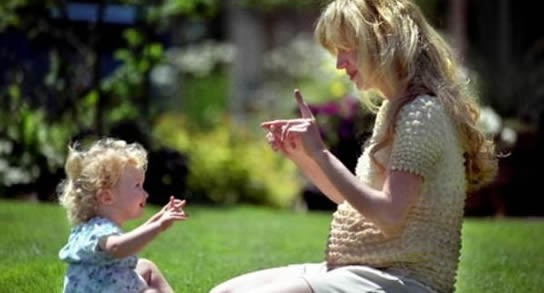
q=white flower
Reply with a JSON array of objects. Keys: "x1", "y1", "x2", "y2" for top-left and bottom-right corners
[{"x1": 477, "y1": 107, "x2": 502, "y2": 136}]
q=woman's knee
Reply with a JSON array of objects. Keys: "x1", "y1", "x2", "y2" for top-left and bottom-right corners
[{"x1": 209, "y1": 283, "x2": 232, "y2": 293}]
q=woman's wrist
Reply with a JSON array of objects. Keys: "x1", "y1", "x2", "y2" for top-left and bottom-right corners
[{"x1": 310, "y1": 148, "x2": 331, "y2": 167}]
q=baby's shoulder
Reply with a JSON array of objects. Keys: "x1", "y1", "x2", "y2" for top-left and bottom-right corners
[
  {"x1": 60, "y1": 217, "x2": 124, "y2": 264},
  {"x1": 72, "y1": 217, "x2": 118, "y2": 233}
]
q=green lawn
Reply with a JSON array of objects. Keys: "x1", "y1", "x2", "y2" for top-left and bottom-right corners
[{"x1": 0, "y1": 199, "x2": 543, "y2": 293}]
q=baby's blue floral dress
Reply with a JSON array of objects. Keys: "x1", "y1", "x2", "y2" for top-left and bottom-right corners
[{"x1": 59, "y1": 217, "x2": 147, "y2": 293}]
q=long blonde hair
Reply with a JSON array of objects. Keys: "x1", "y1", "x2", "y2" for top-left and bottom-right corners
[
  {"x1": 58, "y1": 138, "x2": 147, "y2": 225},
  {"x1": 315, "y1": 0, "x2": 497, "y2": 192}
]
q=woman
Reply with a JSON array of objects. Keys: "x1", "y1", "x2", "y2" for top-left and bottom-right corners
[{"x1": 211, "y1": 0, "x2": 497, "y2": 292}]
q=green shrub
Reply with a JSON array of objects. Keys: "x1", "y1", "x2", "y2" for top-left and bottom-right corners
[
  {"x1": 0, "y1": 102, "x2": 72, "y2": 199},
  {"x1": 153, "y1": 114, "x2": 302, "y2": 208}
]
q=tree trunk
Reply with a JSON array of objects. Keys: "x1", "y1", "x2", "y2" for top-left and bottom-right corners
[{"x1": 225, "y1": 1, "x2": 265, "y2": 125}]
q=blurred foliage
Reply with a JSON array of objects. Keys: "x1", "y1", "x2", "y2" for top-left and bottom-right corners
[
  {"x1": 101, "y1": 29, "x2": 165, "y2": 124},
  {"x1": 0, "y1": 53, "x2": 76, "y2": 197},
  {"x1": 153, "y1": 114, "x2": 303, "y2": 208},
  {"x1": 241, "y1": 0, "x2": 436, "y2": 13},
  {"x1": 0, "y1": 94, "x2": 70, "y2": 194},
  {"x1": 163, "y1": 40, "x2": 234, "y2": 127},
  {"x1": 0, "y1": 0, "x2": 225, "y2": 199},
  {"x1": 263, "y1": 35, "x2": 353, "y2": 104},
  {"x1": 250, "y1": 34, "x2": 356, "y2": 125},
  {"x1": 181, "y1": 70, "x2": 229, "y2": 127},
  {"x1": 239, "y1": 0, "x2": 314, "y2": 11},
  {"x1": 167, "y1": 40, "x2": 235, "y2": 78},
  {"x1": 0, "y1": 0, "x2": 320, "y2": 206},
  {"x1": 0, "y1": 0, "x2": 449, "y2": 207},
  {"x1": 308, "y1": 96, "x2": 371, "y2": 150}
]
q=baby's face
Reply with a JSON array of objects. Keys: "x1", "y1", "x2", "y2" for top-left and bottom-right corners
[{"x1": 111, "y1": 164, "x2": 148, "y2": 222}]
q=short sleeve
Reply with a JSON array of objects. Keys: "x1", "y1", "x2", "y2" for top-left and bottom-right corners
[
  {"x1": 389, "y1": 96, "x2": 445, "y2": 180},
  {"x1": 59, "y1": 217, "x2": 122, "y2": 265}
]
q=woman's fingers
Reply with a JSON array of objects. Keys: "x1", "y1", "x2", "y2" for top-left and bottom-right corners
[
  {"x1": 280, "y1": 123, "x2": 290, "y2": 142},
  {"x1": 266, "y1": 132, "x2": 282, "y2": 152},
  {"x1": 265, "y1": 128, "x2": 295, "y2": 152},
  {"x1": 261, "y1": 119, "x2": 310, "y2": 135},
  {"x1": 266, "y1": 132, "x2": 275, "y2": 143},
  {"x1": 261, "y1": 118, "x2": 310, "y2": 129},
  {"x1": 282, "y1": 123, "x2": 312, "y2": 152},
  {"x1": 263, "y1": 117, "x2": 314, "y2": 155},
  {"x1": 294, "y1": 89, "x2": 315, "y2": 120},
  {"x1": 261, "y1": 88, "x2": 314, "y2": 151},
  {"x1": 262, "y1": 119, "x2": 311, "y2": 142},
  {"x1": 265, "y1": 119, "x2": 309, "y2": 142}
]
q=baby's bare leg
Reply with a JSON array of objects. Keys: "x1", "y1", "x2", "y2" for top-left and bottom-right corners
[{"x1": 136, "y1": 258, "x2": 174, "y2": 293}]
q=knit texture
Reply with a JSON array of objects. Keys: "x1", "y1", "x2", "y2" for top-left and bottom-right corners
[{"x1": 325, "y1": 95, "x2": 467, "y2": 293}]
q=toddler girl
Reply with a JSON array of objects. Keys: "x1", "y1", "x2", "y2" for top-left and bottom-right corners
[{"x1": 58, "y1": 138, "x2": 187, "y2": 293}]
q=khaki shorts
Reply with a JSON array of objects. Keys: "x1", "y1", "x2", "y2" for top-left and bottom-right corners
[{"x1": 288, "y1": 262, "x2": 436, "y2": 293}]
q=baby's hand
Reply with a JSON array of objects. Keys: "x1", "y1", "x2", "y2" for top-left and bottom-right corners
[
  {"x1": 156, "y1": 195, "x2": 187, "y2": 231},
  {"x1": 166, "y1": 195, "x2": 187, "y2": 214},
  {"x1": 146, "y1": 196, "x2": 187, "y2": 227},
  {"x1": 157, "y1": 208, "x2": 187, "y2": 232}
]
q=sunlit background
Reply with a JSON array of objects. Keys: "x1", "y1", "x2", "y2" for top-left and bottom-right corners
[{"x1": 1, "y1": 0, "x2": 543, "y2": 217}]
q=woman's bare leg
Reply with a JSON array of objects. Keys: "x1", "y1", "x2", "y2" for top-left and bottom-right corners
[
  {"x1": 209, "y1": 266, "x2": 313, "y2": 293},
  {"x1": 136, "y1": 258, "x2": 174, "y2": 293}
]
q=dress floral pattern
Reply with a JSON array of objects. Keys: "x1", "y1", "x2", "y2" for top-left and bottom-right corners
[{"x1": 59, "y1": 217, "x2": 147, "y2": 293}]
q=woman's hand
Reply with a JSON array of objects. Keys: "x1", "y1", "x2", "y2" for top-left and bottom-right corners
[{"x1": 261, "y1": 89, "x2": 327, "y2": 162}]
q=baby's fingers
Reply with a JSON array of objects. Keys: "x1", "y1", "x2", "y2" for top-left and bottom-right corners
[
  {"x1": 165, "y1": 198, "x2": 186, "y2": 211},
  {"x1": 168, "y1": 212, "x2": 188, "y2": 221},
  {"x1": 171, "y1": 199, "x2": 186, "y2": 208},
  {"x1": 173, "y1": 200, "x2": 187, "y2": 214}
]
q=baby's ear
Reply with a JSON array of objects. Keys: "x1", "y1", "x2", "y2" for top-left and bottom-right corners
[{"x1": 97, "y1": 189, "x2": 114, "y2": 205}]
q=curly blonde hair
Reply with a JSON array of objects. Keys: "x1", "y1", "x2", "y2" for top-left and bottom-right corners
[
  {"x1": 315, "y1": 0, "x2": 498, "y2": 192},
  {"x1": 58, "y1": 138, "x2": 148, "y2": 225}
]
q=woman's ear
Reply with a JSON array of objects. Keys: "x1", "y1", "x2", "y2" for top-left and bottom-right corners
[{"x1": 97, "y1": 189, "x2": 114, "y2": 205}]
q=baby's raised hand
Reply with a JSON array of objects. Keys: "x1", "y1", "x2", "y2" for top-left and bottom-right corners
[
  {"x1": 157, "y1": 207, "x2": 187, "y2": 232},
  {"x1": 146, "y1": 195, "x2": 187, "y2": 229},
  {"x1": 166, "y1": 195, "x2": 187, "y2": 215}
]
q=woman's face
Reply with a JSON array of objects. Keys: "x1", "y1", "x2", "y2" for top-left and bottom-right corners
[{"x1": 336, "y1": 49, "x2": 364, "y2": 89}]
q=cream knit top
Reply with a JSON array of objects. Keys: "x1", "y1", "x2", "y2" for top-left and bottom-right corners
[{"x1": 325, "y1": 95, "x2": 467, "y2": 293}]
